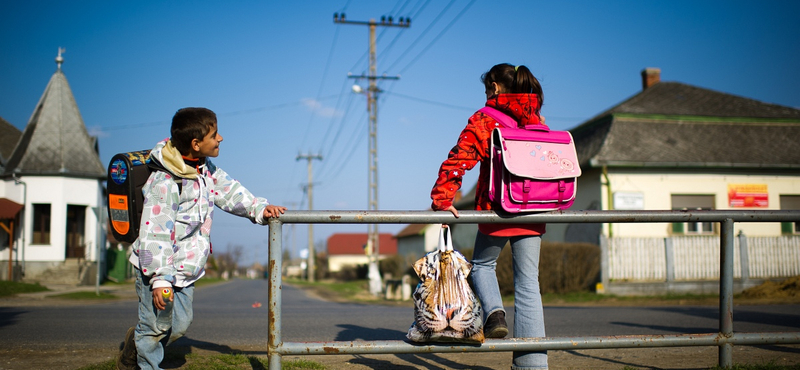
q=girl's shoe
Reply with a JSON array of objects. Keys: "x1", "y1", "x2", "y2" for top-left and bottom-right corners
[{"x1": 484, "y1": 311, "x2": 509, "y2": 338}]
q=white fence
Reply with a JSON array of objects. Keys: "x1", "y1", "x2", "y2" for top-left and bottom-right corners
[{"x1": 605, "y1": 234, "x2": 800, "y2": 282}]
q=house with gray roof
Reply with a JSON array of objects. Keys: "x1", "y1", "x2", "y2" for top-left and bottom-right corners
[
  {"x1": 0, "y1": 50, "x2": 106, "y2": 284},
  {"x1": 554, "y1": 68, "x2": 800, "y2": 294}
]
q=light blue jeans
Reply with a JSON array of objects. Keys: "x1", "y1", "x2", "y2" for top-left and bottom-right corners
[
  {"x1": 472, "y1": 232, "x2": 547, "y2": 370},
  {"x1": 134, "y1": 271, "x2": 194, "y2": 370}
]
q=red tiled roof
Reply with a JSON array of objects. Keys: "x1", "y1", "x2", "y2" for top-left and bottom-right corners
[{"x1": 327, "y1": 233, "x2": 397, "y2": 255}]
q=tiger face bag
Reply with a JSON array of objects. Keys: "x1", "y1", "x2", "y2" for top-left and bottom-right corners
[{"x1": 407, "y1": 227, "x2": 484, "y2": 343}]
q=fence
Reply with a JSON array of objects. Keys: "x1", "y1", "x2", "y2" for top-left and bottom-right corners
[
  {"x1": 604, "y1": 234, "x2": 800, "y2": 282},
  {"x1": 266, "y1": 210, "x2": 800, "y2": 369}
]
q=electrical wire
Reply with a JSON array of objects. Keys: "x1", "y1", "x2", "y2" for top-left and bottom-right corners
[
  {"x1": 382, "y1": 0, "x2": 458, "y2": 73},
  {"x1": 397, "y1": 0, "x2": 476, "y2": 75}
]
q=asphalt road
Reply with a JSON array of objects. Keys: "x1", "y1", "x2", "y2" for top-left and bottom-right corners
[{"x1": 0, "y1": 279, "x2": 798, "y2": 369}]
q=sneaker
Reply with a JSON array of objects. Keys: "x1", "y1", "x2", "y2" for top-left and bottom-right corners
[
  {"x1": 117, "y1": 326, "x2": 139, "y2": 370},
  {"x1": 484, "y1": 311, "x2": 509, "y2": 338}
]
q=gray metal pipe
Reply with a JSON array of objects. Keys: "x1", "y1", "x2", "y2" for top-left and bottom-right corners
[
  {"x1": 276, "y1": 332, "x2": 800, "y2": 355},
  {"x1": 274, "y1": 210, "x2": 800, "y2": 225}
]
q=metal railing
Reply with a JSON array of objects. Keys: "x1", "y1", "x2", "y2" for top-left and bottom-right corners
[{"x1": 266, "y1": 210, "x2": 800, "y2": 369}]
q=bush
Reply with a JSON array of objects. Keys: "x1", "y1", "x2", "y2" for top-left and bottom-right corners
[{"x1": 464, "y1": 241, "x2": 600, "y2": 296}]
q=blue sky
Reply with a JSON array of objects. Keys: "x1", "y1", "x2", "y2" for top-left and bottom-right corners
[{"x1": 2, "y1": 1, "x2": 799, "y2": 265}]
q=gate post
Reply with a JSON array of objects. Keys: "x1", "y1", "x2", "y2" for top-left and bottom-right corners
[
  {"x1": 737, "y1": 230, "x2": 750, "y2": 283},
  {"x1": 268, "y1": 218, "x2": 283, "y2": 370},
  {"x1": 719, "y1": 218, "x2": 734, "y2": 368}
]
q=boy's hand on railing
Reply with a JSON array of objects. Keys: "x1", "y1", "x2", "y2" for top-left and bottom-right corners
[{"x1": 263, "y1": 205, "x2": 287, "y2": 218}]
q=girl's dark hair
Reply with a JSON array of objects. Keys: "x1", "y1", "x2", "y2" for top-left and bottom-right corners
[
  {"x1": 171, "y1": 107, "x2": 217, "y2": 155},
  {"x1": 481, "y1": 63, "x2": 544, "y2": 108}
]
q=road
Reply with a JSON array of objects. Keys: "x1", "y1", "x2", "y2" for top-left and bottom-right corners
[{"x1": 0, "y1": 279, "x2": 798, "y2": 369}]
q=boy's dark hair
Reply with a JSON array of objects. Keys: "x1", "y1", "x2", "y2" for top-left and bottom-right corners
[
  {"x1": 171, "y1": 107, "x2": 217, "y2": 155},
  {"x1": 481, "y1": 63, "x2": 544, "y2": 109}
]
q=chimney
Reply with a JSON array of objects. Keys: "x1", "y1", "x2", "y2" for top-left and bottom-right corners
[{"x1": 641, "y1": 67, "x2": 661, "y2": 90}]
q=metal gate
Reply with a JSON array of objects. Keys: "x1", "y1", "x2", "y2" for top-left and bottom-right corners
[{"x1": 266, "y1": 210, "x2": 800, "y2": 369}]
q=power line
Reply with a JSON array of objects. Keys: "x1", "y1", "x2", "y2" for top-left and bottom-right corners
[{"x1": 397, "y1": 0, "x2": 476, "y2": 75}]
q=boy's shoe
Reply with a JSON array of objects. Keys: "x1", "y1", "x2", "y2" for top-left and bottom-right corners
[
  {"x1": 484, "y1": 311, "x2": 509, "y2": 338},
  {"x1": 117, "y1": 326, "x2": 139, "y2": 370}
]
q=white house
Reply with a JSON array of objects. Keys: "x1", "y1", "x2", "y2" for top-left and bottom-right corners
[
  {"x1": 563, "y1": 68, "x2": 800, "y2": 294},
  {"x1": 0, "y1": 52, "x2": 106, "y2": 284}
]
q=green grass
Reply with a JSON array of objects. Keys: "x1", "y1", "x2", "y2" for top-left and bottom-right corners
[
  {"x1": 285, "y1": 278, "x2": 376, "y2": 302},
  {"x1": 76, "y1": 355, "x2": 325, "y2": 370},
  {"x1": 541, "y1": 291, "x2": 720, "y2": 305},
  {"x1": 49, "y1": 291, "x2": 118, "y2": 300},
  {"x1": 0, "y1": 280, "x2": 49, "y2": 297}
]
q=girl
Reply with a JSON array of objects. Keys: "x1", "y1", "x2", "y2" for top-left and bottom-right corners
[{"x1": 430, "y1": 63, "x2": 548, "y2": 370}]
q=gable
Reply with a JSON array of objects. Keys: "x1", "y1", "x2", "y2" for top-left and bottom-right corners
[{"x1": 3, "y1": 69, "x2": 105, "y2": 178}]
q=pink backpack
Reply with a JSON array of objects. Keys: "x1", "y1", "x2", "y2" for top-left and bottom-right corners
[{"x1": 482, "y1": 106, "x2": 581, "y2": 213}]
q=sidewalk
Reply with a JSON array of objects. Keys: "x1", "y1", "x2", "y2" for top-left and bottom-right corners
[{"x1": 0, "y1": 281, "x2": 137, "y2": 307}]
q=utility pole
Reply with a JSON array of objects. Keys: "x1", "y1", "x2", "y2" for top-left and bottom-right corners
[
  {"x1": 296, "y1": 152, "x2": 322, "y2": 282},
  {"x1": 334, "y1": 12, "x2": 410, "y2": 296}
]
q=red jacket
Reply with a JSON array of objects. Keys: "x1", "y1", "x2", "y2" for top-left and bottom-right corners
[{"x1": 430, "y1": 93, "x2": 546, "y2": 236}]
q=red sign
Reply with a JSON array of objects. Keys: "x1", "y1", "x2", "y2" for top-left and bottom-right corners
[{"x1": 728, "y1": 184, "x2": 768, "y2": 208}]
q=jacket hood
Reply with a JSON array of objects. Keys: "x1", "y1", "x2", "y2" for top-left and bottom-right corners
[
  {"x1": 485, "y1": 93, "x2": 542, "y2": 127},
  {"x1": 149, "y1": 139, "x2": 199, "y2": 179}
]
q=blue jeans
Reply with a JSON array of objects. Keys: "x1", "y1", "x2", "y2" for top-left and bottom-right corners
[
  {"x1": 472, "y1": 232, "x2": 547, "y2": 370},
  {"x1": 134, "y1": 271, "x2": 194, "y2": 370}
]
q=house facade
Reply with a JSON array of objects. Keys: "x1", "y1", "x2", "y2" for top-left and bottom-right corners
[
  {"x1": 562, "y1": 68, "x2": 800, "y2": 294},
  {"x1": 0, "y1": 52, "x2": 106, "y2": 284},
  {"x1": 326, "y1": 233, "x2": 397, "y2": 273}
]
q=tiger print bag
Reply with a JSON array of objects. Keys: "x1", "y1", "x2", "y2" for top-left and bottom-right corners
[{"x1": 407, "y1": 227, "x2": 485, "y2": 343}]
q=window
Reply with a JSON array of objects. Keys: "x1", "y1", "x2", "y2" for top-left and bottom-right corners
[
  {"x1": 780, "y1": 195, "x2": 800, "y2": 234},
  {"x1": 32, "y1": 204, "x2": 51, "y2": 244},
  {"x1": 671, "y1": 195, "x2": 715, "y2": 234}
]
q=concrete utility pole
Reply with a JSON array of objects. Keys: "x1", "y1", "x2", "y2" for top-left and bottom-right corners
[
  {"x1": 296, "y1": 152, "x2": 322, "y2": 282},
  {"x1": 334, "y1": 12, "x2": 410, "y2": 296}
]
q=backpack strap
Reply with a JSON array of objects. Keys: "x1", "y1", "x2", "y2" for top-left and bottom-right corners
[
  {"x1": 478, "y1": 106, "x2": 517, "y2": 128},
  {"x1": 146, "y1": 159, "x2": 183, "y2": 195},
  {"x1": 479, "y1": 106, "x2": 550, "y2": 132}
]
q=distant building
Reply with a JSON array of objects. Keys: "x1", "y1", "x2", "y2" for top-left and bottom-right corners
[
  {"x1": 0, "y1": 50, "x2": 106, "y2": 284},
  {"x1": 326, "y1": 233, "x2": 397, "y2": 272}
]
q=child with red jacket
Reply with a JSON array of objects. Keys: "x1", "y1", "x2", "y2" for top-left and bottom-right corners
[{"x1": 431, "y1": 63, "x2": 548, "y2": 370}]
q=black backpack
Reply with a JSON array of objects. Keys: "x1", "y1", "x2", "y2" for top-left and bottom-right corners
[{"x1": 107, "y1": 150, "x2": 181, "y2": 243}]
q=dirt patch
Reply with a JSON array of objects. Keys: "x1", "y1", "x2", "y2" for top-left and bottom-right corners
[{"x1": 739, "y1": 276, "x2": 800, "y2": 299}]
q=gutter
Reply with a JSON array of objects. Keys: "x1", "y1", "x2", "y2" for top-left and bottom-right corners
[{"x1": 602, "y1": 165, "x2": 613, "y2": 238}]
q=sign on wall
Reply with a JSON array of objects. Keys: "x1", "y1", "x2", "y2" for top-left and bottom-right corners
[
  {"x1": 613, "y1": 191, "x2": 644, "y2": 210},
  {"x1": 728, "y1": 184, "x2": 768, "y2": 208}
]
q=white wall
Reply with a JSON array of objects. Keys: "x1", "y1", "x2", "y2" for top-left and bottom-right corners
[
  {"x1": 606, "y1": 171, "x2": 800, "y2": 238},
  {"x1": 13, "y1": 176, "x2": 103, "y2": 262}
]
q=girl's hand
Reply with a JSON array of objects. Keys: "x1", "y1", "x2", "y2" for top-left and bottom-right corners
[
  {"x1": 263, "y1": 205, "x2": 287, "y2": 218},
  {"x1": 444, "y1": 205, "x2": 459, "y2": 218}
]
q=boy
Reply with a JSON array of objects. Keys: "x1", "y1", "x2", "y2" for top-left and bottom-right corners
[{"x1": 117, "y1": 107, "x2": 286, "y2": 370}]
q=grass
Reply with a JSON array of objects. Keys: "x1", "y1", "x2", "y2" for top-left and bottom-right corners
[
  {"x1": 0, "y1": 280, "x2": 48, "y2": 297},
  {"x1": 76, "y1": 355, "x2": 324, "y2": 370},
  {"x1": 50, "y1": 291, "x2": 118, "y2": 300}
]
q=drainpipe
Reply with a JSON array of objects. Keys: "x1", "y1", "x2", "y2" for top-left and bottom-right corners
[
  {"x1": 12, "y1": 173, "x2": 26, "y2": 278},
  {"x1": 602, "y1": 165, "x2": 613, "y2": 238}
]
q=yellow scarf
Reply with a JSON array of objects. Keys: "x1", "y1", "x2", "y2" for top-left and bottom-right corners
[{"x1": 161, "y1": 140, "x2": 199, "y2": 179}]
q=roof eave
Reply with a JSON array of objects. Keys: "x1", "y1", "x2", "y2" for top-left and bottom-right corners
[{"x1": 588, "y1": 158, "x2": 800, "y2": 170}]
